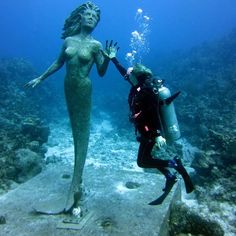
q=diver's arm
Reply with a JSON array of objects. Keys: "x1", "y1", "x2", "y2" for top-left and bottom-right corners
[
  {"x1": 112, "y1": 57, "x2": 135, "y2": 86},
  {"x1": 111, "y1": 57, "x2": 127, "y2": 77}
]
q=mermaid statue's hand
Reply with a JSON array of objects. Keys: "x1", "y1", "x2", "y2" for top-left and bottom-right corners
[
  {"x1": 24, "y1": 77, "x2": 43, "y2": 88},
  {"x1": 101, "y1": 40, "x2": 119, "y2": 59}
]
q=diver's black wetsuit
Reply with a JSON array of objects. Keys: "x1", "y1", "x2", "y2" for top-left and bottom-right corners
[
  {"x1": 111, "y1": 57, "x2": 173, "y2": 178},
  {"x1": 111, "y1": 57, "x2": 194, "y2": 194}
]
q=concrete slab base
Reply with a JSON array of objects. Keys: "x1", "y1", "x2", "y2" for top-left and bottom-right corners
[{"x1": 0, "y1": 164, "x2": 179, "y2": 236}]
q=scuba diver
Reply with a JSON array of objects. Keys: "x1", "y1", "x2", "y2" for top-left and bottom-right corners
[{"x1": 102, "y1": 41, "x2": 194, "y2": 204}]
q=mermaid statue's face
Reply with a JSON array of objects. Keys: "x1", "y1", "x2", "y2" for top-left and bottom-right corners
[{"x1": 81, "y1": 9, "x2": 99, "y2": 30}]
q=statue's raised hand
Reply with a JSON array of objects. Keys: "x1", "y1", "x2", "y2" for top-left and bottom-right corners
[
  {"x1": 102, "y1": 40, "x2": 119, "y2": 59},
  {"x1": 24, "y1": 77, "x2": 43, "y2": 88}
]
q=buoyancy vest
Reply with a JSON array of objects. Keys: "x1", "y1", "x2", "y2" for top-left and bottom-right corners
[
  {"x1": 128, "y1": 78, "x2": 181, "y2": 142},
  {"x1": 128, "y1": 79, "x2": 162, "y2": 138}
]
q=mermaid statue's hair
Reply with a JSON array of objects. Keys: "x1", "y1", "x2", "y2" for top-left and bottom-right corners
[{"x1": 61, "y1": 1, "x2": 100, "y2": 39}]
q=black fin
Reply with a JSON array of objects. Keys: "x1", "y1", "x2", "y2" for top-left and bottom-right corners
[
  {"x1": 174, "y1": 157, "x2": 194, "y2": 194},
  {"x1": 160, "y1": 91, "x2": 181, "y2": 105},
  {"x1": 148, "y1": 177, "x2": 177, "y2": 205}
]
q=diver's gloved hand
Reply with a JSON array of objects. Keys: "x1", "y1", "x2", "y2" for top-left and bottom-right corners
[
  {"x1": 155, "y1": 136, "x2": 166, "y2": 149},
  {"x1": 101, "y1": 40, "x2": 119, "y2": 59}
]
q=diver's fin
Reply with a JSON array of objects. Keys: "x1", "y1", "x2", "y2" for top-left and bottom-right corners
[
  {"x1": 161, "y1": 91, "x2": 181, "y2": 105},
  {"x1": 148, "y1": 176, "x2": 177, "y2": 206},
  {"x1": 174, "y1": 157, "x2": 194, "y2": 194},
  {"x1": 162, "y1": 174, "x2": 178, "y2": 192},
  {"x1": 184, "y1": 176, "x2": 194, "y2": 193},
  {"x1": 181, "y1": 171, "x2": 194, "y2": 194},
  {"x1": 166, "y1": 91, "x2": 181, "y2": 105}
]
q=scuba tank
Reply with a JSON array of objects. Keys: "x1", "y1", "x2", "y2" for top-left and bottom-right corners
[{"x1": 156, "y1": 79, "x2": 181, "y2": 142}]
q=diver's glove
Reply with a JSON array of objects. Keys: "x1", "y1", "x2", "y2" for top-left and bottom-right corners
[
  {"x1": 155, "y1": 136, "x2": 166, "y2": 149},
  {"x1": 101, "y1": 40, "x2": 119, "y2": 59}
]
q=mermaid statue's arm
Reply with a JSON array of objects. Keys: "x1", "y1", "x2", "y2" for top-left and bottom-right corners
[
  {"x1": 24, "y1": 43, "x2": 66, "y2": 88},
  {"x1": 94, "y1": 41, "x2": 110, "y2": 77}
]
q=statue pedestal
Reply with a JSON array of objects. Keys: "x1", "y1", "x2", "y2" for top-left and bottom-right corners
[{"x1": 0, "y1": 163, "x2": 180, "y2": 236}]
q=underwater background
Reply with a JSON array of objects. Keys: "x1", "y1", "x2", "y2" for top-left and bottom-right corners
[{"x1": 0, "y1": 0, "x2": 236, "y2": 235}]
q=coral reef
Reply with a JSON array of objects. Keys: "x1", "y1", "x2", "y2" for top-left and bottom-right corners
[
  {"x1": 169, "y1": 201, "x2": 224, "y2": 236},
  {"x1": 0, "y1": 58, "x2": 50, "y2": 192},
  {"x1": 153, "y1": 29, "x2": 236, "y2": 235}
]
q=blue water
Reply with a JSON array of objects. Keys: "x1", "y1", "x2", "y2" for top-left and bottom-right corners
[
  {"x1": 1, "y1": 0, "x2": 236, "y2": 97},
  {"x1": 1, "y1": 0, "x2": 236, "y2": 63},
  {"x1": 0, "y1": 2, "x2": 235, "y2": 234}
]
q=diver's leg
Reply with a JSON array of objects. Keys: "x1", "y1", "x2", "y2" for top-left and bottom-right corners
[
  {"x1": 137, "y1": 138, "x2": 170, "y2": 168},
  {"x1": 157, "y1": 166, "x2": 177, "y2": 191},
  {"x1": 137, "y1": 138, "x2": 176, "y2": 191}
]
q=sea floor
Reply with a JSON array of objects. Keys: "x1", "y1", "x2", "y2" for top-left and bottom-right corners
[
  {"x1": 0, "y1": 115, "x2": 235, "y2": 235},
  {"x1": 0, "y1": 163, "x2": 179, "y2": 236},
  {"x1": 0, "y1": 117, "x2": 180, "y2": 235}
]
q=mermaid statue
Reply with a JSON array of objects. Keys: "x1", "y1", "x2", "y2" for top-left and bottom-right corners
[{"x1": 25, "y1": 2, "x2": 110, "y2": 213}]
